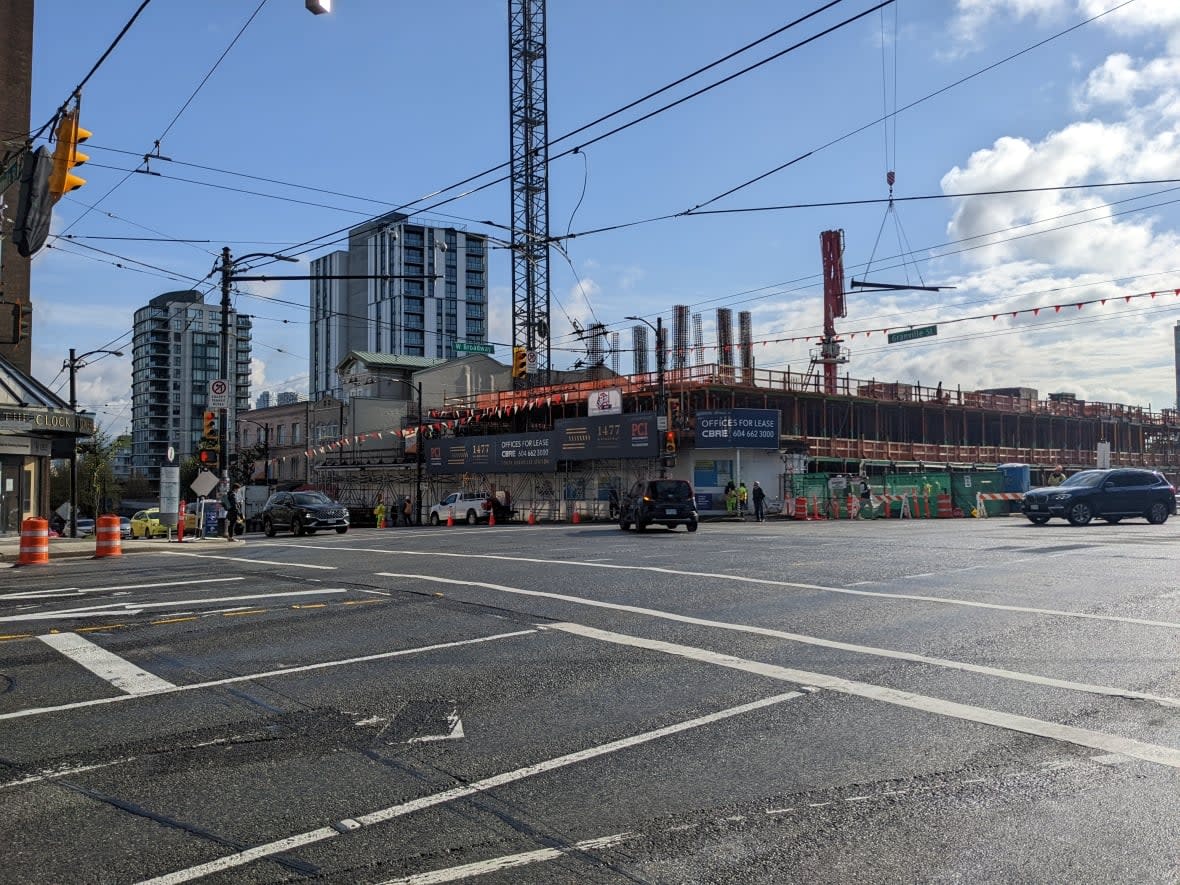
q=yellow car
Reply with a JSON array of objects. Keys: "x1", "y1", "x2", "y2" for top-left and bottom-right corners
[{"x1": 129, "y1": 507, "x2": 198, "y2": 539}]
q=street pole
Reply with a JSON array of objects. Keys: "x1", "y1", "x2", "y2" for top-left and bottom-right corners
[
  {"x1": 416, "y1": 381, "x2": 423, "y2": 526},
  {"x1": 656, "y1": 316, "x2": 668, "y2": 478},
  {"x1": 68, "y1": 347, "x2": 77, "y2": 538},
  {"x1": 627, "y1": 314, "x2": 669, "y2": 478},
  {"x1": 264, "y1": 423, "x2": 270, "y2": 491},
  {"x1": 219, "y1": 247, "x2": 232, "y2": 485}
]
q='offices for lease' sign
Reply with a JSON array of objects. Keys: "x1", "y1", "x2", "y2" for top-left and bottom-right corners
[{"x1": 695, "y1": 409, "x2": 781, "y2": 448}]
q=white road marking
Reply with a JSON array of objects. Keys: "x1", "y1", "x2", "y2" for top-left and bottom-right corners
[
  {"x1": 1090, "y1": 753, "x2": 1134, "y2": 766},
  {"x1": 0, "y1": 629, "x2": 536, "y2": 722},
  {"x1": 153, "y1": 550, "x2": 336, "y2": 570},
  {"x1": 136, "y1": 690, "x2": 805, "y2": 884},
  {"x1": 0, "y1": 757, "x2": 137, "y2": 790},
  {"x1": 288, "y1": 546, "x2": 1180, "y2": 632},
  {"x1": 38, "y1": 632, "x2": 174, "y2": 694},
  {"x1": 549, "y1": 621, "x2": 1180, "y2": 770},
  {"x1": 377, "y1": 573, "x2": 1180, "y2": 711},
  {"x1": 375, "y1": 832, "x2": 631, "y2": 885},
  {"x1": 0, "y1": 589, "x2": 349, "y2": 623},
  {"x1": 407, "y1": 708, "x2": 464, "y2": 743},
  {"x1": 1, "y1": 577, "x2": 244, "y2": 600}
]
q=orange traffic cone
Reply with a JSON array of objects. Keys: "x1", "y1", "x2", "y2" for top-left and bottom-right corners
[
  {"x1": 446, "y1": 508, "x2": 454, "y2": 527},
  {"x1": 572, "y1": 509, "x2": 581, "y2": 524},
  {"x1": 488, "y1": 510, "x2": 496, "y2": 526},
  {"x1": 528, "y1": 511, "x2": 536, "y2": 525}
]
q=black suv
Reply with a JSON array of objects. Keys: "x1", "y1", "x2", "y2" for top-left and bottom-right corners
[
  {"x1": 1021, "y1": 468, "x2": 1176, "y2": 526},
  {"x1": 261, "y1": 491, "x2": 350, "y2": 536},
  {"x1": 619, "y1": 479, "x2": 699, "y2": 532}
]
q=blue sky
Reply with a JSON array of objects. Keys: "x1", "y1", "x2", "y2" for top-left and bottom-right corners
[{"x1": 24, "y1": 0, "x2": 1180, "y2": 435}]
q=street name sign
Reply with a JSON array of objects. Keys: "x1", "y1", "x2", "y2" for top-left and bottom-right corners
[
  {"x1": 887, "y1": 325, "x2": 937, "y2": 344},
  {"x1": 454, "y1": 342, "x2": 495, "y2": 354}
]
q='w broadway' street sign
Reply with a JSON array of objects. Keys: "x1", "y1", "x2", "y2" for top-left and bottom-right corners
[{"x1": 887, "y1": 325, "x2": 937, "y2": 344}]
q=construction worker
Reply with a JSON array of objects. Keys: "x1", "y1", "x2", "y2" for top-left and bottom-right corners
[{"x1": 1047, "y1": 465, "x2": 1067, "y2": 486}]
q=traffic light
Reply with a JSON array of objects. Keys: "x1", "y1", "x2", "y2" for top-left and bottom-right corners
[
  {"x1": 198, "y1": 448, "x2": 220, "y2": 472},
  {"x1": 663, "y1": 430, "x2": 677, "y2": 455},
  {"x1": 511, "y1": 345, "x2": 528, "y2": 379},
  {"x1": 48, "y1": 109, "x2": 90, "y2": 203},
  {"x1": 202, "y1": 410, "x2": 217, "y2": 441}
]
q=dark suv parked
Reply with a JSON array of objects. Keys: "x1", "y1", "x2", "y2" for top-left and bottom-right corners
[
  {"x1": 261, "y1": 491, "x2": 350, "y2": 536},
  {"x1": 619, "y1": 479, "x2": 698, "y2": 532},
  {"x1": 1021, "y1": 468, "x2": 1176, "y2": 526}
]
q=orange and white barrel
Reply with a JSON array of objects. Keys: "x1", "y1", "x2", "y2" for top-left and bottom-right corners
[
  {"x1": 18, "y1": 517, "x2": 50, "y2": 566},
  {"x1": 94, "y1": 515, "x2": 122, "y2": 558}
]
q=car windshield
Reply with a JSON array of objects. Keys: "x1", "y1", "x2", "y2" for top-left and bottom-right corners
[
  {"x1": 649, "y1": 481, "x2": 692, "y2": 501},
  {"x1": 293, "y1": 492, "x2": 332, "y2": 505},
  {"x1": 1058, "y1": 470, "x2": 1106, "y2": 488}
]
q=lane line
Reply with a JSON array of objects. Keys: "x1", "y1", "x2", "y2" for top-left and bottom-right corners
[
  {"x1": 1, "y1": 578, "x2": 245, "y2": 600},
  {"x1": 0, "y1": 589, "x2": 350, "y2": 623},
  {"x1": 38, "y1": 632, "x2": 175, "y2": 694},
  {"x1": 136, "y1": 690, "x2": 805, "y2": 884},
  {"x1": 375, "y1": 572, "x2": 1180, "y2": 710},
  {"x1": 153, "y1": 551, "x2": 336, "y2": 570},
  {"x1": 375, "y1": 832, "x2": 631, "y2": 884},
  {"x1": 285, "y1": 545, "x2": 1180, "y2": 631},
  {"x1": 0, "y1": 629, "x2": 536, "y2": 722},
  {"x1": 548, "y1": 621, "x2": 1180, "y2": 770}
]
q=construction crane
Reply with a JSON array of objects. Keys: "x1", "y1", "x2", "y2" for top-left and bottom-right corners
[
  {"x1": 812, "y1": 229, "x2": 849, "y2": 395},
  {"x1": 508, "y1": 0, "x2": 551, "y2": 387}
]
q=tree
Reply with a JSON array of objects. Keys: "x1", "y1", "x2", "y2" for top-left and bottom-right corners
[
  {"x1": 232, "y1": 441, "x2": 267, "y2": 487},
  {"x1": 77, "y1": 428, "x2": 117, "y2": 515},
  {"x1": 120, "y1": 470, "x2": 153, "y2": 500}
]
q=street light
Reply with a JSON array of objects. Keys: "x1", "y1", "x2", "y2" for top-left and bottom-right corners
[
  {"x1": 626, "y1": 314, "x2": 668, "y2": 477},
  {"x1": 65, "y1": 347, "x2": 123, "y2": 537},
  {"x1": 388, "y1": 377, "x2": 424, "y2": 526}
]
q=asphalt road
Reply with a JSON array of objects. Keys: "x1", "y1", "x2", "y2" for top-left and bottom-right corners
[{"x1": 2, "y1": 515, "x2": 1179, "y2": 884}]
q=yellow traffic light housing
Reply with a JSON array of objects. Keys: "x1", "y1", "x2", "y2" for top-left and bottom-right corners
[
  {"x1": 664, "y1": 430, "x2": 677, "y2": 455},
  {"x1": 199, "y1": 448, "x2": 220, "y2": 472},
  {"x1": 49, "y1": 109, "x2": 90, "y2": 202},
  {"x1": 202, "y1": 410, "x2": 217, "y2": 441},
  {"x1": 511, "y1": 346, "x2": 528, "y2": 379}
]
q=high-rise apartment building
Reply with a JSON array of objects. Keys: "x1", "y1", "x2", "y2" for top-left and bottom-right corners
[
  {"x1": 131, "y1": 290, "x2": 252, "y2": 477},
  {"x1": 309, "y1": 211, "x2": 487, "y2": 400}
]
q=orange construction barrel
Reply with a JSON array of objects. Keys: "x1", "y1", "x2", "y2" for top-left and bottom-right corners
[
  {"x1": 18, "y1": 517, "x2": 49, "y2": 566},
  {"x1": 95, "y1": 515, "x2": 123, "y2": 558}
]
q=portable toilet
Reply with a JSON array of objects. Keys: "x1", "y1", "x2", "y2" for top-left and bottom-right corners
[{"x1": 997, "y1": 463, "x2": 1031, "y2": 514}]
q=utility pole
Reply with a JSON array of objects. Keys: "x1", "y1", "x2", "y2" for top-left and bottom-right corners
[{"x1": 219, "y1": 247, "x2": 233, "y2": 483}]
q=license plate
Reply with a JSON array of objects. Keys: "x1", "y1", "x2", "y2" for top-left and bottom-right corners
[
  {"x1": 665, "y1": 508, "x2": 678, "y2": 516},
  {"x1": 1028, "y1": 503, "x2": 1040, "y2": 510}
]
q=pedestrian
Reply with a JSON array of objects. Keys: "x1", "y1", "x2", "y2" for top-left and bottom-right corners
[
  {"x1": 373, "y1": 500, "x2": 386, "y2": 529},
  {"x1": 223, "y1": 483, "x2": 242, "y2": 541},
  {"x1": 608, "y1": 487, "x2": 620, "y2": 520},
  {"x1": 858, "y1": 475, "x2": 874, "y2": 519},
  {"x1": 751, "y1": 481, "x2": 766, "y2": 522},
  {"x1": 738, "y1": 481, "x2": 749, "y2": 517},
  {"x1": 402, "y1": 495, "x2": 414, "y2": 526},
  {"x1": 724, "y1": 481, "x2": 737, "y2": 516},
  {"x1": 1047, "y1": 465, "x2": 1067, "y2": 486}
]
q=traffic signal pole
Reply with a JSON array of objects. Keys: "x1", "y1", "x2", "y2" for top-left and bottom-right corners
[{"x1": 219, "y1": 247, "x2": 232, "y2": 484}]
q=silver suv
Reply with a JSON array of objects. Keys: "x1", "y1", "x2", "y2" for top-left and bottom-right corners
[{"x1": 429, "y1": 491, "x2": 493, "y2": 525}]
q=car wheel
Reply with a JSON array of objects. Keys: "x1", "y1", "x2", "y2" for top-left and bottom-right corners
[
  {"x1": 263, "y1": 517, "x2": 276, "y2": 537},
  {"x1": 294, "y1": 516, "x2": 305, "y2": 537},
  {"x1": 335, "y1": 526, "x2": 348, "y2": 534},
  {"x1": 1067, "y1": 502, "x2": 1093, "y2": 526},
  {"x1": 429, "y1": 512, "x2": 440, "y2": 526},
  {"x1": 619, "y1": 516, "x2": 630, "y2": 530},
  {"x1": 686, "y1": 519, "x2": 698, "y2": 532},
  {"x1": 466, "y1": 509, "x2": 479, "y2": 525},
  {"x1": 1026, "y1": 515, "x2": 1050, "y2": 525},
  {"x1": 1147, "y1": 502, "x2": 1170, "y2": 524}
]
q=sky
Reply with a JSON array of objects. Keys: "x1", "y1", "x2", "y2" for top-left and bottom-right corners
[{"x1": 20, "y1": 0, "x2": 1180, "y2": 437}]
